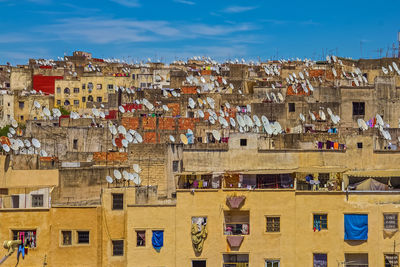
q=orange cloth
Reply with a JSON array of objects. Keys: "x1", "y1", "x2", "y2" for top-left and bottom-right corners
[{"x1": 334, "y1": 142, "x2": 339, "y2": 150}]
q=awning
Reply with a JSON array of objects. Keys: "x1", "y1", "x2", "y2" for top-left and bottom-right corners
[
  {"x1": 345, "y1": 170, "x2": 400, "y2": 178},
  {"x1": 297, "y1": 166, "x2": 347, "y2": 173},
  {"x1": 236, "y1": 169, "x2": 298, "y2": 175}
]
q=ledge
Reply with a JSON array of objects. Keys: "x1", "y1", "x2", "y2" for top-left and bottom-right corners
[{"x1": 258, "y1": 149, "x2": 346, "y2": 153}]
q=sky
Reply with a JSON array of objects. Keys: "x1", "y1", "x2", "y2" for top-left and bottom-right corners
[{"x1": 0, "y1": 0, "x2": 399, "y2": 64}]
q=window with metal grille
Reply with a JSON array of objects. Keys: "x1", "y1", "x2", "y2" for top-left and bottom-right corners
[
  {"x1": 385, "y1": 254, "x2": 399, "y2": 267},
  {"x1": 77, "y1": 231, "x2": 89, "y2": 244},
  {"x1": 136, "y1": 231, "x2": 145, "y2": 246},
  {"x1": 265, "y1": 260, "x2": 280, "y2": 267},
  {"x1": 266, "y1": 216, "x2": 280, "y2": 232},
  {"x1": 73, "y1": 100, "x2": 79, "y2": 106},
  {"x1": 62, "y1": 231, "x2": 72, "y2": 245},
  {"x1": 352, "y1": 102, "x2": 365, "y2": 116},
  {"x1": 384, "y1": 214, "x2": 398, "y2": 230},
  {"x1": 107, "y1": 84, "x2": 113, "y2": 90},
  {"x1": 112, "y1": 194, "x2": 123, "y2": 210},
  {"x1": 97, "y1": 97, "x2": 102, "y2": 103},
  {"x1": 240, "y1": 139, "x2": 247, "y2": 146},
  {"x1": 313, "y1": 253, "x2": 327, "y2": 267},
  {"x1": 112, "y1": 240, "x2": 124, "y2": 256},
  {"x1": 73, "y1": 87, "x2": 79, "y2": 93},
  {"x1": 12, "y1": 230, "x2": 37, "y2": 248},
  {"x1": 313, "y1": 214, "x2": 328, "y2": 230},
  {"x1": 31, "y1": 194, "x2": 43, "y2": 207}
]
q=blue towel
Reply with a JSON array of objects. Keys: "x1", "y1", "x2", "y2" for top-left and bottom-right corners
[
  {"x1": 344, "y1": 214, "x2": 368, "y2": 240},
  {"x1": 152, "y1": 230, "x2": 164, "y2": 250}
]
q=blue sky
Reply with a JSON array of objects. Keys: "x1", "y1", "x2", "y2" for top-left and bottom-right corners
[{"x1": 0, "y1": 0, "x2": 399, "y2": 64}]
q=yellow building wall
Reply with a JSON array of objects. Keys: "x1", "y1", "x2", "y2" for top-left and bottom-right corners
[{"x1": 14, "y1": 95, "x2": 54, "y2": 123}]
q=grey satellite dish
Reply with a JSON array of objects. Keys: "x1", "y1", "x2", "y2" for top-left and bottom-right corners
[
  {"x1": 106, "y1": 176, "x2": 113, "y2": 184},
  {"x1": 134, "y1": 132, "x2": 143, "y2": 143},
  {"x1": 230, "y1": 118, "x2": 236, "y2": 127},
  {"x1": 114, "y1": 170, "x2": 122, "y2": 180},
  {"x1": 39, "y1": 150, "x2": 48, "y2": 157},
  {"x1": 2, "y1": 144, "x2": 10, "y2": 153},
  {"x1": 169, "y1": 135, "x2": 175, "y2": 143},
  {"x1": 32, "y1": 138, "x2": 41, "y2": 148}
]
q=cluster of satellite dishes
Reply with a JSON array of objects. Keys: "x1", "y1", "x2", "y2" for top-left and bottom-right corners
[
  {"x1": 184, "y1": 74, "x2": 235, "y2": 93},
  {"x1": 108, "y1": 123, "x2": 143, "y2": 148},
  {"x1": 357, "y1": 114, "x2": 392, "y2": 141},
  {"x1": 105, "y1": 164, "x2": 142, "y2": 185},
  {"x1": 382, "y1": 62, "x2": 400, "y2": 76},
  {"x1": 299, "y1": 107, "x2": 340, "y2": 124}
]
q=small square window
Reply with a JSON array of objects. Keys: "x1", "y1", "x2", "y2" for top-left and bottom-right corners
[
  {"x1": 31, "y1": 194, "x2": 43, "y2": 207},
  {"x1": 18, "y1": 101, "x2": 24, "y2": 109},
  {"x1": 112, "y1": 194, "x2": 123, "y2": 210},
  {"x1": 73, "y1": 87, "x2": 79, "y2": 93},
  {"x1": 82, "y1": 97, "x2": 86, "y2": 103},
  {"x1": 77, "y1": 231, "x2": 89, "y2": 244},
  {"x1": 73, "y1": 139, "x2": 78, "y2": 149},
  {"x1": 62, "y1": 231, "x2": 72, "y2": 246},
  {"x1": 384, "y1": 214, "x2": 398, "y2": 230},
  {"x1": 288, "y1": 102, "x2": 295, "y2": 112},
  {"x1": 96, "y1": 84, "x2": 102, "y2": 89},
  {"x1": 136, "y1": 231, "x2": 145, "y2": 246},
  {"x1": 82, "y1": 84, "x2": 86, "y2": 90},
  {"x1": 57, "y1": 100, "x2": 61, "y2": 105},
  {"x1": 266, "y1": 216, "x2": 280, "y2": 232},
  {"x1": 313, "y1": 214, "x2": 328, "y2": 231},
  {"x1": 108, "y1": 84, "x2": 114, "y2": 90},
  {"x1": 353, "y1": 102, "x2": 365, "y2": 116},
  {"x1": 357, "y1": 142, "x2": 363, "y2": 149},
  {"x1": 73, "y1": 100, "x2": 79, "y2": 106},
  {"x1": 240, "y1": 139, "x2": 247, "y2": 146},
  {"x1": 112, "y1": 240, "x2": 124, "y2": 256},
  {"x1": 56, "y1": 87, "x2": 61, "y2": 94},
  {"x1": 385, "y1": 253, "x2": 399, "y2": 267},
  {"x1": 97, "y1": 97, "x2": 102, "y2": 103}
]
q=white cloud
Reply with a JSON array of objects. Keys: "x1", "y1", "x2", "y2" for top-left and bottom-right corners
[
  {"x1": 110, "y1": 0, "x2": 140, "y2": 7},
  {"x1": 223, "y1": 6, "x2": 257, "y2": 13},
  {"x1": 173, "y1": 0, "x2": 195, "y2": 5}
]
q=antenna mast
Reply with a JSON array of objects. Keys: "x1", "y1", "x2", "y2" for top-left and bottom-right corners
[{"x1": 398, "y1": 31, "x2": 400, "y2": 58}]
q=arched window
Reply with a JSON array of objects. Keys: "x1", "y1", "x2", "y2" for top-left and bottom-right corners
[
  {"x1": 88, "y1": 95, "x2": 93, "y2": 102},
  {"x1": 64, "y1": 88, "x2": 70, "y2": 94},
  {"x1": 64, "y1": 100, "x2": 70, "y2": 106}
]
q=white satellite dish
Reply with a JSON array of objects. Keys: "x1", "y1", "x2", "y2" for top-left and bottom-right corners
[
  {"x1": 237, "y1": 115, "x2": 245, "y2": 127},
  {"x1": 188, "y1": 98, "x2": 195, "y2": 109},
  {"x1": 212, "y1": 130, "x2": 221, "y2": 141},
  {"x1": 92, "y1": 108, "x2": 100, "y2": 117},
  {"x1": 230, "y1": 117, "x2": 236, "y2": 127},
  {"x1": 32, "y1": 138, "x2": 41, "y2": 148},
  {"x1": 357, "y1": 118, "x2": 368, "y2": 131},
  {"x1": 118, "y1": 125, "x2": 127, "y2": 135},
  {"x1": 125, "y1": 133, "x2": 133, "y2": 142},
  {"x1": 24, "y1": 139, "x2": 31, "y2": 148},
  {"x1": 299, "y1": 113, "x2": 305, "y2": 122},
  {"x1": 263, "y1": 122, "x2": 273, "y2": 135},
  {"x1": 225, "y1": 102, "x2": 230, "y2": 109},
  {"x1": 382, "y1": 66, "x2": 389, "y2": 75},
  {"x1": 134, "y1": 132, "x2": 143, "y2": 143},
  {"x1": 319, "y1": 110, "x2": 326, "y2": 121},
  {"x1": 209, "y1": 116, "x2": 215, "y2": 124},
  {"x1": 43, "y1": 107, "x2": 51, "y2": 117},
  {"x1": 253, "y1": 115, "x2": 261, "y2": 127},
  {"x1": 114, "y1": 170, "x2": 122, "y2": 180},
  {"x1": 11, "y1": 120, "x2": 18, "y2": 128},
  {"x1": 106, "y1": 176, "x2": 113, "y2": 184},
  {"x1": 133, "y1": 164, "x2": 142, "y2": 173},
  {"x1": 162, "y1": 105, "x2": 169, "y2": 111},
  {"x1": 244, "y1": 115, "x2": 253, "y2": 127},
  {"x1": 34, "y1": 101, "x2": 41, "y2": 109},
  {"x1": 198, "y1": 110, "x2": 205, "y2": 118},
  {"x1": 119, "y1": 106, "x2": 125, "y2": 113},
  {"x1": 261, "y1": 115, "x2": 269, "y2": 125},
  {"x1": 122, "y1": 139, "x2": 128, "y2": 148},
  {"x1": 9, "y1": 128, "x2": 15, "y2": 135},
  {"x1": 332, "y1": 68, "x2": 337, "y2": 77},
  {"x1": 123, "y1": 170, "x2": 130, "y2": 180},
  {"x1": 376, "y1": 114, "x2": 384, "y2": 126},
  {"x1": 309, "y1": 111, "x2": 316, "y2": 121},
  {"x1": 277, "y1": 92, "x2": 284, "y2": 103},
  {"x1": 169, "y1": 135, "x2": 175, "y2": 143},
  {"x1": 2, "y1": 144, "x2": 10, "y2": 152},
  {"x1": 327, "y1": 108, "x2": 333, "y2": 116},
  {"x1": 39, "y1": 150, "x2": 48, "y2": 157},
  {"x1": 180, "y1": 134, "x2": 188, "y2": 144}
]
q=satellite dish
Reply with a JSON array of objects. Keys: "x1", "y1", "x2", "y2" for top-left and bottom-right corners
[
  {"x1": 187, "y1": 129, "x2": 193, "y2": 135},
  {"x1": 123, "y1": 170, "x2": 130, "y2": 180},
  {"x1": 118, "y1": 125, "x2": 127, "y2": 135},
  {"x1": 198, "y1": 110, "x2": 204, "y2": 118},
  {"x1": 332, "y1": 67, "x2": 337, "y2": 77},
  {"x1": 188, "y1": 98, "x2": 196, "y2": 109},
  {"x1": 180, "y1": 134, "x2": 188, "y2": 145},
  {"x1": 119, "y1": 106, "x2": 125, "y2": 113},
  {"x1": 244, "y1": 115, "x2": 253, "y2": 127},
  {"x1": 237, "y1": 115, "x2": 245, "y2": 127},
  {"x1": 34, "y1": 101, "x2": 41, "y2": 109},
  {"x1": 125, "y1": 133, "x2": 133, "y2": 142},
  {"x1": 133, "y1": 164, "x2": 141, "y2": 173},
  {"x1": 92, "y1": 108, "x2": 100, "y2": 117},
  {"x1": 99, "y1": 112, "x2": 105, "y2": 119},
  {"x1": 198, "y1": 98, "x2": 203, "y2": 107},
  {"x1": 327, "y1": 108, "x2": 333, "y2": 116},
  {"x1": 2, "y1": 144, "x2": 10, "y2": 152},
  {"x1": 309, "y1": 111, "x2": 316, "y2": 121},
  {"x1": 134, "y1": 132, "x2": 143, "y2": 143},
  {"x1": 319, "y1": 110, "x2": 326, "y2": 121},
  {"x1": 122, "y1": 139, "x2": 128, "y2": 148},
  {"x1": 114, "y1": 170, "x2": 122, "y2": 180},
  {"x1": 299, "y1": 72, "x2": 304, "y2": 80},
  {"x1": 382, "y1": 66, "x2": 389, "y2": 75},
  {"x1": 225, "y1": 102, "x2": 230, "y2": 109},
  {"x1": 169, "y1": 135, "x2": 175, "y2": 143},
  {"x1": 39, "y1": 150, "x2": 48, "y2": 157},
  {"x1": 106, "y1": 176, "x2": 113, "y2": 184},
  {"x1": 32, "y1": 138, "x2": 41, "y2": 148},
  {"x1": 162, "y1": 105, "x2": 169, "y2": 111},
  {"x1": 263, "y1": 122, "x2": 273, "y2": 135},
  {"x1": 376, "y1": 114, "x2": 384, "y2": 126},
  {"x1": 357, "y1": 118, "x2": 368, "y2": 131},
  {"x1": 43, "y1": 107, "x2": 51, "y2": 117},
  {"x1": 9, "y1": 128, "x2": 15, "y2": 135},
  {"x1": 261, "y1": 115, "x2": 269, "y2": 125},
  {"x1": 24, "y1": 139, "x2": 31, "y2": 148},
  {"x1": 209, "y1": 116, "x2": 215, "y2": 124},
  {"x1": 299, "y1": 113, "x2": 305, "y2": 122},
  {"x1": 212, "y1": 130, "x2": 221, "y2": 141},
  {"x1": 11, "y1": 120, "x2": 18, "y2": 128},
  {"x1": 253, "y1": 115, "x2": 261, "y2": 127},
  {"x1": 277, "y1": 92, "x2": 284, "y2": 103},
  {"x1": 230, "y1": 117, "x2": 236, "y2": 127}
]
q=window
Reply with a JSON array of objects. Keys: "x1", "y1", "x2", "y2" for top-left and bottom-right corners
[
  {"x1": 64, "y1": 100, "x2": 70, "y2": 106},
  {"x1": 266, "y1": 260, "x2": 280, "y2": 267},
  {"x1": 73, "y1": 87, "x2": 79, "y2": 93},
  {"x1": 82, "y1": 97, "x2": 86, "y2": 103},
  {"x1": 344, "y1": 214, "x2": 368, "y2": 241},
  {"x1": 224, "y1": 210, "x2": 249, "y2": 235},
  {"x1": 140, "y1": 82, "x2": 147, "y2": 88},
  {"x1": 223, "y1": 254, "x2": 249, "y2": 267},
  {"x1": 73, "y1": 100, "x2": 79, "y2": 106},
  {"x1": 357, "y1": 142, "x2": 363, "y2": 149},
  {"x1": 56, "y1": 87, "x2": 61, "y2": 94},
  {"x1": 313, "y1": 214, "x2": 328, "y2": 231},
  {"x1": 240, "y1": 139, "x2": 247, "y2": 146},
  {"x1": 132, "y1": 74, "x2": 135, "y2": 79},
  {"x1": 57, "y1": 100, "x2": 61, "y2": 105},
  {"x1": 112, "y1": 240, "x2": 124, "y2": 256},
  {"x1": 107, "y1": 84, "x2": 113, "y2": 90},
  {"x1": 77, "y1": 231, "x2": 89, "y2": 244},
  {"x1": 385, "y1": 254, "x2": 399, "y2": 267},
  {"x1": 82, "y1": 84, "x2": 86, "y2": 90},
  {"x1": 136, "y1": 231, "x2": 145, "y2": 246},
  {"x1": 192, "y1": 260, "x2": 206, "y2": 267},
  {"x1": 18, "y1": 101, "x2": 24, "y2": 109},
  {"x1": 172, "y1": 160, "x2": 179, "y2": 172},
  {"x1": 313, "y1": 253, "x2": 327, "y2": 267},
  {"x1": 345, "y1": 253, "x2": 368, "y2": 267},
  {"x1": 31, "y1": 194, "x2": 43, "y2": 207},
  {"x1": 12, "y1": 230, "x2": 37, "y2": 248},
  {"x1": 112, "y1": 193, "x2": 123, "y2": 210},
  {"x1": 288, "y1": 102, "x2": 295, "y2": 112},
  {"x1": 88, "y1": 95, "x2": 93, "y2": 102},
  {"x1": 7, "y1": 102, "x2": 10, "y2": 106},
  {"x1": 88, "y1": 83, "x2": 93, "y2": 90},
  {"x1": 384, "y1": 214, "x2": 398, "y2": 230},
  {"x1": 20, "y1": 115, "x2": 24, "y2": 120},
  {"x1": 64, "y1": 88, "x2": 70, "y2": 94},
  {"x1": 266, "y1": 216, "x2": 280, "y2": 232},
  {"x1": 96, "y1": 97, "x2": 102, "y2": 103},
  {"x1": 62, "y1": 231, "x2": 72, "y2": 246},
  {"x1": 352, "y1": 102, "x2": 365, "y2": 116},
  {"x1": 12, "y1": 195, "x2": 19, "y2": 208},
  {"x1": 96, "y1": 84, "x2": 102, "y2": 89},
  {"x1": 73, "y1": 139, "x2": 78, "y2": 149}
]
